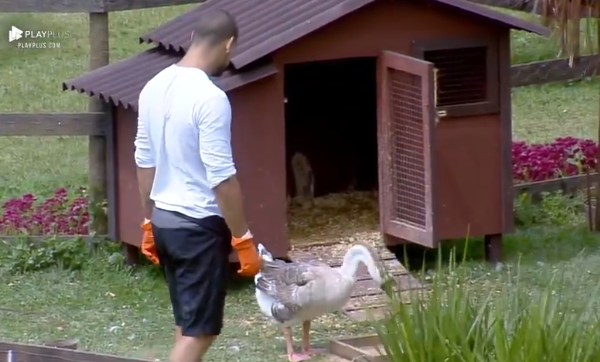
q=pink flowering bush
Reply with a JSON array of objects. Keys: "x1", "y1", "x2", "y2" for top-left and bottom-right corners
[
  {"x1": 0, "y1": 187, "x2": 89, "y2": 235},
  {"x1": 512, "y1": 137, "x2": 598, "y2": 183},
  {"x1": 0, "y1": 188, "x2": 92, "y2": 273}
]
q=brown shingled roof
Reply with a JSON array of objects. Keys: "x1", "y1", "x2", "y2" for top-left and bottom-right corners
[
  {"x1": 140, "y1": 0, "x2": 550, "y2": 69},
  {"x1": 62, "y1": 47, "x2": 277, "y2": 110}
]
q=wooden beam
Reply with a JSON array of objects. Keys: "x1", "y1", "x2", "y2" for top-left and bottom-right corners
[
  {"x1": 88, "y1": 13, "x2": 110, "y2": 236},
  {"x1": 514, "y1": 173, "x2": 596, "y2": 197},
  {"x1": 0, "y1": 113, "x2": 105, "y2": 136},
  {"x1": 105, "y1": 108, "x2": 118, "y2": 241},
  {"x1": 0, "y1": 0, "x2": 105, "y2": 12},
  {"x1": 0, "y1": 341, "x2": 148, "y2": 362},
  {"x1": 595, "y1": 25, "x2": 600, "y2": 232},
  {"x1": 103, "y1": 0, "x2": 204, "y2": 12}
]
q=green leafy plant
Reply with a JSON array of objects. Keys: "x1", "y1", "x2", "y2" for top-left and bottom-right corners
[
  {"x1": 375, "y1": 249, "x2": 600, "y2": 361},
  {"x1": 514, "y1": 191, "x2": 583, "y2": 227},
  {"x1": 0, "y1": 236, "x2": 89, "y2": 274}
]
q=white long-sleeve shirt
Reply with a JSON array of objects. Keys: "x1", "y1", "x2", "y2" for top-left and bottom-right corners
[{"x1": 134, "y1": 64, "x2": 236, "y2": 219}]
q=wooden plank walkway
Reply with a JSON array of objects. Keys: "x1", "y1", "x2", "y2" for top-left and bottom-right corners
[{"x1": 289, "y1": 243, "x2": 426, "y2": 321}]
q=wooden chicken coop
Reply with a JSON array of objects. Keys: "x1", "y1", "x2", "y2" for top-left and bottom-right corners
[{"x1": 64, "y1": 0, "x2": 549, "y2": 263}]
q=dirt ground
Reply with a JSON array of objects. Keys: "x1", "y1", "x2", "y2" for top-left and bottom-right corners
[{"x1": 315, "y1": 354, "x2": 349, "y2": 362}]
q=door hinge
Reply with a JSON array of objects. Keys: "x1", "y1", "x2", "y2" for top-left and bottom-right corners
[{"x1": 433, "y1": 68, "x2": 445, "y2": 124}]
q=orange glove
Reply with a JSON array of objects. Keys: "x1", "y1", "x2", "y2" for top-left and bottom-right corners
[
  {"x1": 141, "y1": 219, "x2": 159, "y2": 265},
  {"x1": 232, "y1": 232, "x2": 260, "y2": 277}
]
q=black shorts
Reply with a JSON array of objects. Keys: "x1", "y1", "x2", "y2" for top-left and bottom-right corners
[{"x1": 151, "y1": 208, "x2": 232, "y2": 337}]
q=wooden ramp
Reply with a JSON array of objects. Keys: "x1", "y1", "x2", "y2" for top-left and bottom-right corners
[{"x1": 289, "y1": 243, "x2": 425, "y2": 321}]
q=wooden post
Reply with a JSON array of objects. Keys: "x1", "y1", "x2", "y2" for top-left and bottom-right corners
[
  {"x1": 595, "y1": 24, "x2": 600, "y2": 232},
  {"x1": 88, "y1": 12, "x2": 110, "y2": 234}
]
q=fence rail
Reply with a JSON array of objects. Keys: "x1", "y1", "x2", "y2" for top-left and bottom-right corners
[
  {"x1": 0, "y1": 0, "x2": 203, "y2": 12},
  {"x1": 514, "y1": 173, "x2": 596, "y2": 197},
  {"x1": 511, "y1": 55, "x2": 598, "y2": 87},
  {"x1": 0, "y1": 113, "x2": 105, "y2": 136}
]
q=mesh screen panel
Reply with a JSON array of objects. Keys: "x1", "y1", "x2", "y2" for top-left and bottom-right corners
[{"x1": 388, "y1": 69, "x2": 427, "y2": 228}]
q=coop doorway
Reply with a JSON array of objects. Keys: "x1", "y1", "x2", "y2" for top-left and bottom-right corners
[{"x1": 283, "y1": 57, "x2": 380, "y2": 246}]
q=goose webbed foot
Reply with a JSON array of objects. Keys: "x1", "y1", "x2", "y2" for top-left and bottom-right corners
[
  {"x1": 284, "y1": 326, "x2": 311, "y2": 361},
  {"x1": 300, "y1": 321, "x2": 326, "y2": 356},
  {"x1": 302, "y1": 348, "x2": 326, "y2": 356},
  {"x1": 288, "y1": 352, "x2": 311, "y2": 361}
]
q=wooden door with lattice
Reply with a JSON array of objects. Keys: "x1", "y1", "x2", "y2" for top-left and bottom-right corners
[{"x1": 377, "y1": 51, "x2": 437, "y2": 248}]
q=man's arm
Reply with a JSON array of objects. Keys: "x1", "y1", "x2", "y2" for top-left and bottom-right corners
[
  {"x1": 134, "y1": 115, "x2": 156, "y2": 220},
  {"x1": 197, "y1": 94, "x2": 249, "y2": 238}
]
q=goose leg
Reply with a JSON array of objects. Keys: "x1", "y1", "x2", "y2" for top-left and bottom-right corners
[
  {"x1": 301, "y1": 321, "x2": 326, "y2": 356},
  {"x1": 284, "y1": 326, "x2": 310, "y2": 361}
]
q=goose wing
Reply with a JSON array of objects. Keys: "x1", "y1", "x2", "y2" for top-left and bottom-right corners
[{"x1": 256, "y1": 259, "x2": 318, "y2": 309}]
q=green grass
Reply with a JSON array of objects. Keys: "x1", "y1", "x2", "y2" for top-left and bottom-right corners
[
  {"x1": 503, "y1": 8, "x2": 600, "y2": 143},
  {"x1": 0, "y1": 259, "x2": 374, "y2": 361},
  {"x1": 0, "y1": 5, "x2": 600, "y2": 362},
  {"x1": 377, "y1": 194, "x2": 600, "y2": 361},
  {"x1": 379, "y1": 245, "x2": 600, "y2": 361},
  {"x1": 1, "y1": 194, "x2": 599, "y2": 361},
  {"x1": 513, "y1": 78, "x2": 598, "y2": 142}
]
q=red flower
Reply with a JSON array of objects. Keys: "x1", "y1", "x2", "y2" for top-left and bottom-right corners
[
  {"x1": 0, "y1": 187, "x2": 90, "y2": 235},
  {"x1": 512, "y1": 137, "x2": 597, "y2": 183}
]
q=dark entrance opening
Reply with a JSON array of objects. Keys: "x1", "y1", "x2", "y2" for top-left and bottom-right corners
[{"x1": 283, "y1": 57, "x2": 379, "y2": 244}]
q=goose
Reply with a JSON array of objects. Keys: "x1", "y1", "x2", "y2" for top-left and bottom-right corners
[{"x1": 255, "y1": 243, "x2": 385, "y2": 361}]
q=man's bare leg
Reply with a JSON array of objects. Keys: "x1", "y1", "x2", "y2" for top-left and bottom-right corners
[
  {"x1": 175, "y1": 326, "x2": 182, "y2": 342},
  {"x1": 170, "y1": 335, "x2": 216, "y2": 362}
]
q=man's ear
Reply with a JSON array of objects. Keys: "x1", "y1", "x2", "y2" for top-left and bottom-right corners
[{"x1": 225, "y1": 37, "x2": 235, "y2": 53}]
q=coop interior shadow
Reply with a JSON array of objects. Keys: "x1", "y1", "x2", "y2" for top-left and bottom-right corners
[{"x1": 283, "y1": 57, "x2": 378, "y2": 197}]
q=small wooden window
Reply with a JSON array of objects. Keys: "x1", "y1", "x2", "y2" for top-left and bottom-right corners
[{"x1": 413, "y1": 38, "x2": 499, "y2": 118}]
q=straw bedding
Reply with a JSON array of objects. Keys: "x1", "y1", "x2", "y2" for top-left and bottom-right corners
[{"x1": 287, "y1": 191, "x2": 382, "y2": 247}]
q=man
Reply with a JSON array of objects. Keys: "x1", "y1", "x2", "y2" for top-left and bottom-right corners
[{"x1": 134, "y1": 10, "x2": 261, "y2": 362}]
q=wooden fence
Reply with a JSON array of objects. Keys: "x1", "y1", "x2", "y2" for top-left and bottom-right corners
[
  {"x1": 0, "y1": 0, "x2": 201, "y2": 243},
  {"x1": 0, "y1": 111, "x2": 115, "y2": 243},
  {"x1": 511, "y1": 54, "x2": 598, "y2": 87}
]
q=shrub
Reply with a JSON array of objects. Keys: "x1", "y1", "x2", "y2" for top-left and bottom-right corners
[
  {"x1": 0, "y1": 236, "x2": 89, "y2": 273},
  {"x1": 514, "y1": 191, "x2": 583, "y2": 227},
  {"x1": 375, "y1": 254, "x2": 600, "y2": 361},
  {"x1": 0, "y1": 188, "x2": 92, "y2": 274}
]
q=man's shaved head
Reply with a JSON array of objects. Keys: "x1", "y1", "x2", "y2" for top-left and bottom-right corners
[
  {"x1": 192, "y1": 9, "x2": 238, "y2": 46},
  {"x1": 185, "y1": 9, "x2": 238, "y2": 77}
]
